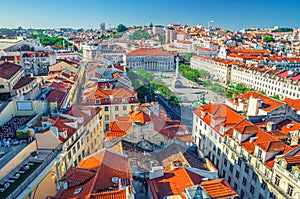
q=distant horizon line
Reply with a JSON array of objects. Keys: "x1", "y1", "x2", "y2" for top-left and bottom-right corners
[{"x1": 0, "y1": 24, "x2": 299, "y2": 31}]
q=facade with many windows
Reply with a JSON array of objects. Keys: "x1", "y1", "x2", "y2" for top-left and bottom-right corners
[
  {"x1": 82, "y1": 86, "x2": 139, "y2": 131},
  {"x1": 231, "y1": 65, "x2": 300, "y2": 99},
  {"x1": 192, "y1": 92, "x2": 300, "y2": 199},
  {"x1": 190, "y1": 55, "x2": 238, "y2": 84},
  {"x1": 124, "y1": 48, "x2": 174, "y2": 71},
  {"x1": 34, "y1": 105, "x2": 104, "y2": 179}
]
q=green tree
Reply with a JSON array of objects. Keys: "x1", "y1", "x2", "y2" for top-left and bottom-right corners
[
  {"x1": 210, "y1": 83, "x2": 225, "y2": 95},
  {"x1": 36, "y1": 34, "x2": 72, "y2": 47},
  {"x1": 101, "y1": 35, "x2": 110, "y2": 40},
  {"x1": 235, "y1": 83, "x2": 247, "y2": 92},
  {"x1": 179, "y1": 64, "x2": 209, "y2": 82},
  {"x1": 133, "y1": 25, "x2": 142, "y2": 29},
  {"x1": 116, "y1": 24, "x2": 128, "y2": 32},
  {"x1": 263, "y1": 36, "x2": 275, "y2": 43},
  {"x1": 184, "y1": 53, "x2": 195, "y2": 61},
  {"x1": 16, "y1": 130, "x2": 30, "y2": 139},
  {"x1": 149, "y1": 22, "x2": 153, "y2": 28},
  {"x1": 258, "y1": 90, "x2": 266, "y2": 95},
  {"x1": 132, "y1": 29, "x2": 153, "y2": 40},
  {"x1": 170, "y1": 95, "x2": 180, "y2": 105},
  {"x1": 136, "y1": 67, "x2": 154, "y2": 81},
  {"x1": 203, "y1": 80, "x2": 212, "y2": 87},
  {"x1": 198, "y1": 70, "x2": 209, "y2": 79},
  {"x1": 161, "y1": 35, "x2": 166, "y2": 44},
  {"x1": 270, "y1": 94, "x2": 280, "y2": 100}
]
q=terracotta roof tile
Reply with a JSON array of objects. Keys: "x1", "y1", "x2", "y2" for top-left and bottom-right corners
[
  {"x1": 256, "y1": 140, "x2": 286, "y2": 152},
  {"x1": 66, "y1": 105, "x2": 101, "y2": 125},
  {"x1": 0, "y1": 62, "x2": 22, "y2": 79},
  {"x1": 13, "y1": 77, "x2": 35, "y2": 89},
  {"x1": 148, "y1": 167, "x2": 202, "y2": 199},
  {"x1": 276, "y1": 119, "x2": 300, "y2": 134},
  {"x1": 194, "y1": 104, "x2": 245, "y2": 137},
  {"x1": 91, "y1": 189, "x2": 127, "y2": 199},
  {"x1": 54, "y1": 149, "x2": 132, "y2": 199},
  {"x1": 125, "y1": 48, "x2": 172, "y2": 56},
  {"x1": 129, "y1": 111, "x2": 151, "y2": 124},
  {"x1": 234, "y1": 121, "x2": 258, "y2": 135},
  {"x1": 201, "y1": 178, "x2": 238, "y2": 199},
  {"x1": 283, "y1": 98, "x2": 300, "y2": 111},
  {"x1": 59, "y1": 167, "x2": 96, "y2": 187},
  {"x1": 83, "y1": 87, "x2": 139, "y2": 105},
  {"x1": 285, "y1": 155, "x2": 300, "y2": 164},
  {"x1": 46, "y1": 89, "x2": 67, "y2": 109},
  {"x1": 229, "y1": 91, "x2": 284, "y2": 112}
]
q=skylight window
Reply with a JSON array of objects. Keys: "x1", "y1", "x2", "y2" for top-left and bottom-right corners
[{"x1": 74, "y1": 188, "x2": 82, "y2": 195}]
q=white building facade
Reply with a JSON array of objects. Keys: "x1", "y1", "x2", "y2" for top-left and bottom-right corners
[
  {"x1": 190, "y1": 55, "x2": 232, "y2": 83},
  {"x1": 231, "y1": 65, "x2": 300, "y2": 99},
  {"x1": 124, "y1": 48, "x2": 174, "y2": 71}
]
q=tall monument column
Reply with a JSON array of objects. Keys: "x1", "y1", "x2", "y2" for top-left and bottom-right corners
[
  {"x1": 172, "y1": 57, "x2": 182, "y2": 88},
  {"x1": 175, "y1": 56, "x2": 179, "y2": 78}
]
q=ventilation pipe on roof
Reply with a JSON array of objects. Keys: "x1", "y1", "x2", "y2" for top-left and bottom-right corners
[
  {"x1": 201, "y1": 178, "x2": 209, "y2": 182},
  {"x1": 249, "y1": 136, "x2": 258, "y2": 143},
  {"x1": 266, "y1": 121, "x2": 276, "y2": 132}
]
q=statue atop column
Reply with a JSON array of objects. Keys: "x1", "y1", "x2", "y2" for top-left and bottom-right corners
[
  {"x1": 172, "y1": 56, "x2": 183, "y2": 88},
  {"x1": 175, "y1": 56, "x2": 179, "y2": 78}
]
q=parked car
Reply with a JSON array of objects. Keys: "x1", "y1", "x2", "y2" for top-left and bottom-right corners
[
  {"x1": 12, "y1": 141, "x2": 19, "y2": 145},
  {"x1": 19, "y1": 140, "x2": 27, "y2": 144}
]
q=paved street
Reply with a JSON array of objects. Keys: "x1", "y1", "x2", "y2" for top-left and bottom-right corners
[
  {"x1": 155, "y1": 72, "x2": 226, "y2": 104},
  {"x1": 72, "y1": 62, "x2": 86, "y2": 105},
  {"x1": 153, "y1": 72, "x2": 226, "y2": 129}
]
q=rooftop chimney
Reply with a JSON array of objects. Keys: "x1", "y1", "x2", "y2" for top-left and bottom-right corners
[{"x1": 149, "y1": 166, "x2": 164, "y2": 180}]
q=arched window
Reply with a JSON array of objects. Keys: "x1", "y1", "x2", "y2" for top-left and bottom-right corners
[{"x1": 20, "y1": 45, "x2": 32, "y2": 51}]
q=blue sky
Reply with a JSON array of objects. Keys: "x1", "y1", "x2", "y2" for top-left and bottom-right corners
[{"x1": 1, "y1": 0, "x2": 299, "y2": 30}]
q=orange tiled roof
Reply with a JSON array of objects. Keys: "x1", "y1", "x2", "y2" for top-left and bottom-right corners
[
  {"x1": 125, "y1": 48, "x2": 172, "y2": 56},
  {"x1": 129, "y1": 111, "x2": 152, "y2": 124},
  {"x1": 201, "y1": 178, "x2": 238, "y2": 198},
  {"x1": 59, "y1": 167, "x2": 96, "y2": 187},
  {"x1": 53, "y1": 115, "x2": 77, "y2": 143},
  {"x1": 283, "y1": 98, "x2": 300, "y2": 111},
  {"x1": 66, "y1": 105, "x2": 101, "y2": 125},
  {"x1": 148, "y1": 167, "x2": 202, "y2": 199},
  {"x1": 241, "y1": 129, "x2": 277, "y2": 154},
  {"x1": 91, "y1": 189, "x2": 127, "y2": 199},
  {"x1": 229, "y1": 91, "x2": 284, "y2": 112},
  {"x1": 13, "y1": 77, "x2": 35, "y2": 89},
  {"x1": 0, "y1": 62, "x2": 22, "y2": 80},
  {"x1": 234, "y1": 120, "x2": 258, "y2": 135},
  {"x1": 276, "y1": 119, "x2": 300, "y2": 134},
  {"x1": 230, "y1": 48, "x2": 270, "y2": 55},
  {"x1": 194, "y1": 104, "x2": 245, "y2": 137},
  {"x1": 195, "y1": 99, "x2": 294, "y2": 169},
  {"x1": 46, "y1": 89, "x2": 67, "y2": 109},
  {"x1": 256, "y1": 140, "x2": 286, "y2": 152},
  {"x1": 285, "y1": 155, "x2": 300, "y2": 164},
  {"x1": 83, "y1": 87, "x2": 139, "y2": 105},
  {"x1": 110, "y1": 121, "x2": 132, "y2": 132},
  {"x1": 54, "y1": 149, "x2": 132, "y2": 199}
]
